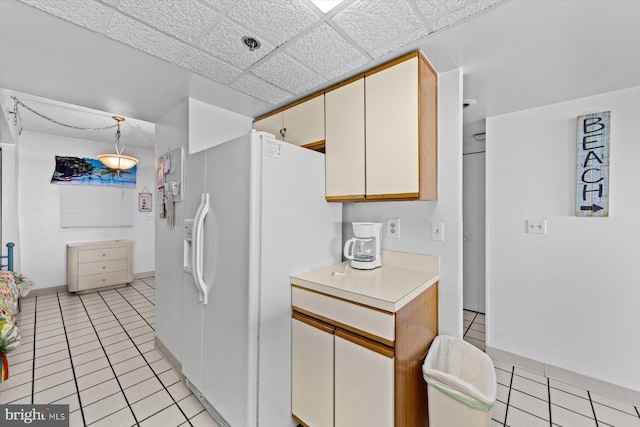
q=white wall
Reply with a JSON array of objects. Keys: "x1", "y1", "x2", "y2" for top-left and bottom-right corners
[
  {"x1": 1, "y1": 143, "x2": 21, "y2": 271},
  {"x1": 17, "y1": 131, "x2": 155, "y2": 288},
  {"x1": 486, "y1": 86, "x2": 640, "y2": 392},
  {"x1": 188, "y1": 98, "x2": 252, "y2": 154},
  {"x1": 154, "y1": 100, "x2": 189, "y2": 362},
  {"x1": 343, "y1": 68, "x2": 463, "y2": 337}
]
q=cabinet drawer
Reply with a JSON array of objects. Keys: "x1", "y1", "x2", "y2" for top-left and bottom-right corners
[
  {"x1": 77, "y1": 271, "x2": 130, "y2": 290},
  {"x1": 78, "y1": 247, "x2": 128, "y2": 263},
  {"x1": 78, "y1": 259, "x2": 128, "y2": 276},
  {"x1": 292, "y1": 287, "x2": 395, "y2": 344}
]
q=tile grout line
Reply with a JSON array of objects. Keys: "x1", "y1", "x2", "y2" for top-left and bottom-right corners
[
  {"x1": 30, "y1": 295, "x2": 38, "y2": 404},
  {"x1": 463, "y1": 311, "x2": 477, "y2": 337},
  {"x1": 502, "y1": 366, "x2": 515, "y2": 427},
  {"x1": 95, "y1": 289, "x2": 194, "y2": 426},
  {"x1": 588, "y1": 390, "x2": 600, "y2": 427},
  {"x1": 56, "y1": 293, "x2": 87, "y2": 426},
  {"x1": 547, "y1": 377, "x2": 552, "y2": 427},
  {"x1": 115, "y1": 288, "x2": 155, "y2": 331},
  {"x1": 76, "y1": 292, "x2": 142, "y2": 426}
]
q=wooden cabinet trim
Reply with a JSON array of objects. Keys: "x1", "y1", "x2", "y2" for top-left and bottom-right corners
[
  {"x1": 292, "y1": 311, "x2": 335, "y2": 334},
  {"x1": 335, "y1": 328, "x2": 395, "y2": 358},
  {"x1": 301, "y1": 140, "x2": 325, "y2": 152},
  {"x1": 254, "y1": 90, "x2": 325, "y2": 122},
  {"x1": 324, "y1": 74, "x2": 365, "y2": 93},
  {"x1": 364, "y1": 51, "x2": 419, "y2": 78},
  {"x1": 365, "y1": 192, "x2": 420, "y2": 201},
  {"x1": 293, "y1": 306, "x2": 395, "y2": 348},
  {"x1": 417, "y1": 51, "x2": 438, "y2": 201},
  {"x1": 326, "y1": 195, "x2": 366, "y2": 202},
  {"x1": 292, "y1": 414, "x2": 309, "y2": 427}
]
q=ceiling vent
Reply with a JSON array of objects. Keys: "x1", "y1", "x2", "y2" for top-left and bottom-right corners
[{"x1": 241, "y1": 36, "x2": 261, "y2": 52}]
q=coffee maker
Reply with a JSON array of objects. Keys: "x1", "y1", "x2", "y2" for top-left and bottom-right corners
[{"x1": 343, "y1": 222, "x2": 382, "y2": 270}]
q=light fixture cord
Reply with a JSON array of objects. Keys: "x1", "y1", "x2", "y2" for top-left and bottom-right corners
[
  {"x1": 10, "y1": 96, "x2": 119, "y2": 131},
  {"x1": 115, "y1": 121, "x2": 124, "y2": 155}
]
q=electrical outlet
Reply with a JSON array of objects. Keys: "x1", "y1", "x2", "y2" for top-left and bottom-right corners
[
  {"x1": 385, "y1": 218, "x2": 400, "y2": 239},
  {"x1": 431, "y1": 222, "x2": 445, "y2": 242},
  {"x1": 526, "y1": 219, "x2": 547, "y2": 234}
]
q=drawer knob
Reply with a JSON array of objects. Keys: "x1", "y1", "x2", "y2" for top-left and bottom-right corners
[
  {"x1": 102, "y1": 266, "x2": 106, "y2": 269},
  {"x1": 102, "y1": 278, "x2": 106, "y2": 282},
  {"x1": 102, "y1": 253, "x2": 106, "y2": 257}
]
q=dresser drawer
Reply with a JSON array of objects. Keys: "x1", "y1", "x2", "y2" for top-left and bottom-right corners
[
  {"x1": 78, "y1": 259, "x2": 128, "y2": 276},
  {"x1": 292, "y1": 286, "x2": 395, "y2": 344},
  {"x1": 77, "y1": 271, "x2": 131, "y2": 290},
  {"x1": 78, "y1": 247, "x2": 128, "y2": 263}
]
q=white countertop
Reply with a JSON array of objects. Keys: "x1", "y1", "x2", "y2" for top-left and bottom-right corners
[{"x1": 291, "y1": 251, "x2": 439, "y2": 313}]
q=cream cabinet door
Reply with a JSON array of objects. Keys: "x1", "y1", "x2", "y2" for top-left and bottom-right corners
[
  {"x1": 334, "y1": 333, "x2": 394, "y2": 427},
  {"x1": 292, "y1": 316, "x2": 334, "y2": 427},
  {"x1": 365, "y1": 56, "x2": 420, "y2": 198},
  {"x1": 253, "y1": 113, "x2": 284, "y2": 141},
  {"x1": 283, "y1": 95, "x2": 325, "y2": 146},
  {"x1": 325, "y1": 78, "x2": 365, "y2": 201}
]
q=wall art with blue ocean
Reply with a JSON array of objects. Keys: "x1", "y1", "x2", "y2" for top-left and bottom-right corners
[{"x1": 50, "y1": 156, "x2": 136, "y2": 188}]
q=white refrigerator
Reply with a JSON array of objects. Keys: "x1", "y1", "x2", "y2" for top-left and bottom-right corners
[{"x1": 182, "y1": 131, "x2": 342, "y2": 427}]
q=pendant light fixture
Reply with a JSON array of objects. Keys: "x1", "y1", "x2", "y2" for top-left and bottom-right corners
[{"x1": 97, "y1": 116, "x2": 139, "y2": 172}]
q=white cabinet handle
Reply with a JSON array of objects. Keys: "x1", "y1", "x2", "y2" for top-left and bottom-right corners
[{"x1": 193, "y1": 193, "x2": 210, "y2": 305}]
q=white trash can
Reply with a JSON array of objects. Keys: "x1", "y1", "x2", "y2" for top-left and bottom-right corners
[{"x1": 422, "y1": 335, "x2": 497, "y2": 427}]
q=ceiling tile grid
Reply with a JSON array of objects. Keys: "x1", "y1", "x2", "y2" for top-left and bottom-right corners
[
  {"x1": 231, "y1": 74, "x2": 293, "y2": 105},
  {"x1": 115, "y1": 0, "x2": 220, "y2": 43},
  {"x1": 105, "y1": 11, "x2": 190, "y2": 62},
  {"x1": 199, "y1": 18, "x2": 276, "y2": 70},
  {"x1": 250, "y1": 51, "x2": 327, "y2": 95},
  {"x1": 226, "y1": 0, "x2": 320, "y2": 46},
  {"x1": 331, "y1": 0, "x2": 424, "y2": 57},
  {"x1": 284, "y1": 23, "x2": 369, "y2": 80},
  {"x1": 180, "y1": 48, "x2": 243, "y2": 84},
  {"x1": 20, "y1": 0, "x2": 108, "y2": 32},
  {"x1": 16, "y1": 0, "x2": 507, "y2": 106}
]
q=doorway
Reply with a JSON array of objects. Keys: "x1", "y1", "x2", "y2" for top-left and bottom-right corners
[{"x1": 463, "y1": 150, "x2": 486, "y2": 313}]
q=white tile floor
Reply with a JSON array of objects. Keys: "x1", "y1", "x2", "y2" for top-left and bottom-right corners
[
  {"x1": 1, "y1": 277, "x2": 220, "y2": 427},
  {"x1": 3, "y1": 287, "x2": 639, "y2": 427},
  {"x1": 463, "y1": 309, "x2": 640, "y2": 427}
]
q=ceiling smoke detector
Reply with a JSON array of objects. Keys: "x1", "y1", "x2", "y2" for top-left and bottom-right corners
[{"x1": 242, "y1": 36, "x2": 261, "y2": 52}]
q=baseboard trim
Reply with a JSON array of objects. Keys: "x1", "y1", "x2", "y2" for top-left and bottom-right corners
[
  {"x1": 134, "y1": 271, "x2": 155, "y2": 279},
  {"x1": 23, "y1": 285, "x2": 68, "y2": 298},
  {"x1": 486, "y1": 346, "x2": 640, "y2": 405},
  {"x1": 155, "y1": 336, "x2": 184, "y2": 379}
]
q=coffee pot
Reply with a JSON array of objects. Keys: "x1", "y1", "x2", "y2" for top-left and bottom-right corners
[{"x1": 343, "y1": 222, "x2": 382, "y2": 270}]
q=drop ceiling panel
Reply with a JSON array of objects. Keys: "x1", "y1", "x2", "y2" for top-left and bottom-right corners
[
  {"x1": 20, "y1": 0, "x2": 107, "y2": 32},
  {"x1": 200, "y1": 0, "x2": 238, "y2": 11},
  {"x1": 251, "y1": 52, "x2": 326, "y2": 95},
  {"x1": 416, "y1": 0, "x2": 475, "y2": 24},
  {"x1": 116, "y1": 0, "x2": 219, "y2": 43},
  {"x1": 180, "y1": 49, "x2": 243, "y2": 84},
  {"x1": 285, "y1": 23, "x2": 368, "y2": 80},
  {"x1": 200, "y1": 18, "x2": 275, "y2": 70},
  {"x1": 106, "y1": 12, "x2": 189, "y2": 62},
  {"x1": 332, "y1": 0, "x2": 424, "y2": 57},
  {"x1": 231, "y1": 74, "x2": 293, "y2": 105},
  {"x1": 227, "y1": 0, "x2": 320, "y2": 46},
  {"x1": 427, "y1": 0, "x2": 503, "y2": 32}
]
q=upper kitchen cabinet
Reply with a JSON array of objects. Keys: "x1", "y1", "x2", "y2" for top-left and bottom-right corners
[
  {"x1": 365, "y1": 52, "x2": 438, "y2": 201},
  {"x1": 325, "y1": 76, "x2": 366, "y2": 201},
  {"x1": 253, "y1": 93, "x2": 325, "y2": 150}
]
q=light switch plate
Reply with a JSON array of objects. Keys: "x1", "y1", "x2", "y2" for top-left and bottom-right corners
[{"x1": 526, "y1": 219, "x2": 547, "y2": 234}]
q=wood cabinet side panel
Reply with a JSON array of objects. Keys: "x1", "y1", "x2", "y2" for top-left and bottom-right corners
[
  {"x1": 394, "y1": 282, "x2": 438, "y2": 427},
  {"x1": 418, "y1": 53, "x2": 438, "y2": 201}
]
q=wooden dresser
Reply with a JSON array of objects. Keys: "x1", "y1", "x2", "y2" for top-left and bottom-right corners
[{"x1": 67, "y1": 240, "x2": 133, "y2": 292}]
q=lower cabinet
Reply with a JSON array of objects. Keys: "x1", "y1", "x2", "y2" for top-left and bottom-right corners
[
  {"x1": 291, "y1": 283, "x2": 438, "y2": 427},
  {"x1": 292, "y1": 314, "x2": 334, "y2": 427},
  {"x1": 334, "y1": 331, "x2": 394, "y2": 427}
]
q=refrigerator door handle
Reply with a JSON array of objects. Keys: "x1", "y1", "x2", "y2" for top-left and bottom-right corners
[
  {"x1": 191, "y1": 194, "x2": 206, "y2": 303},
  {"x1": 194, "y1": 193, "x2": 210, "y2": 305}
]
